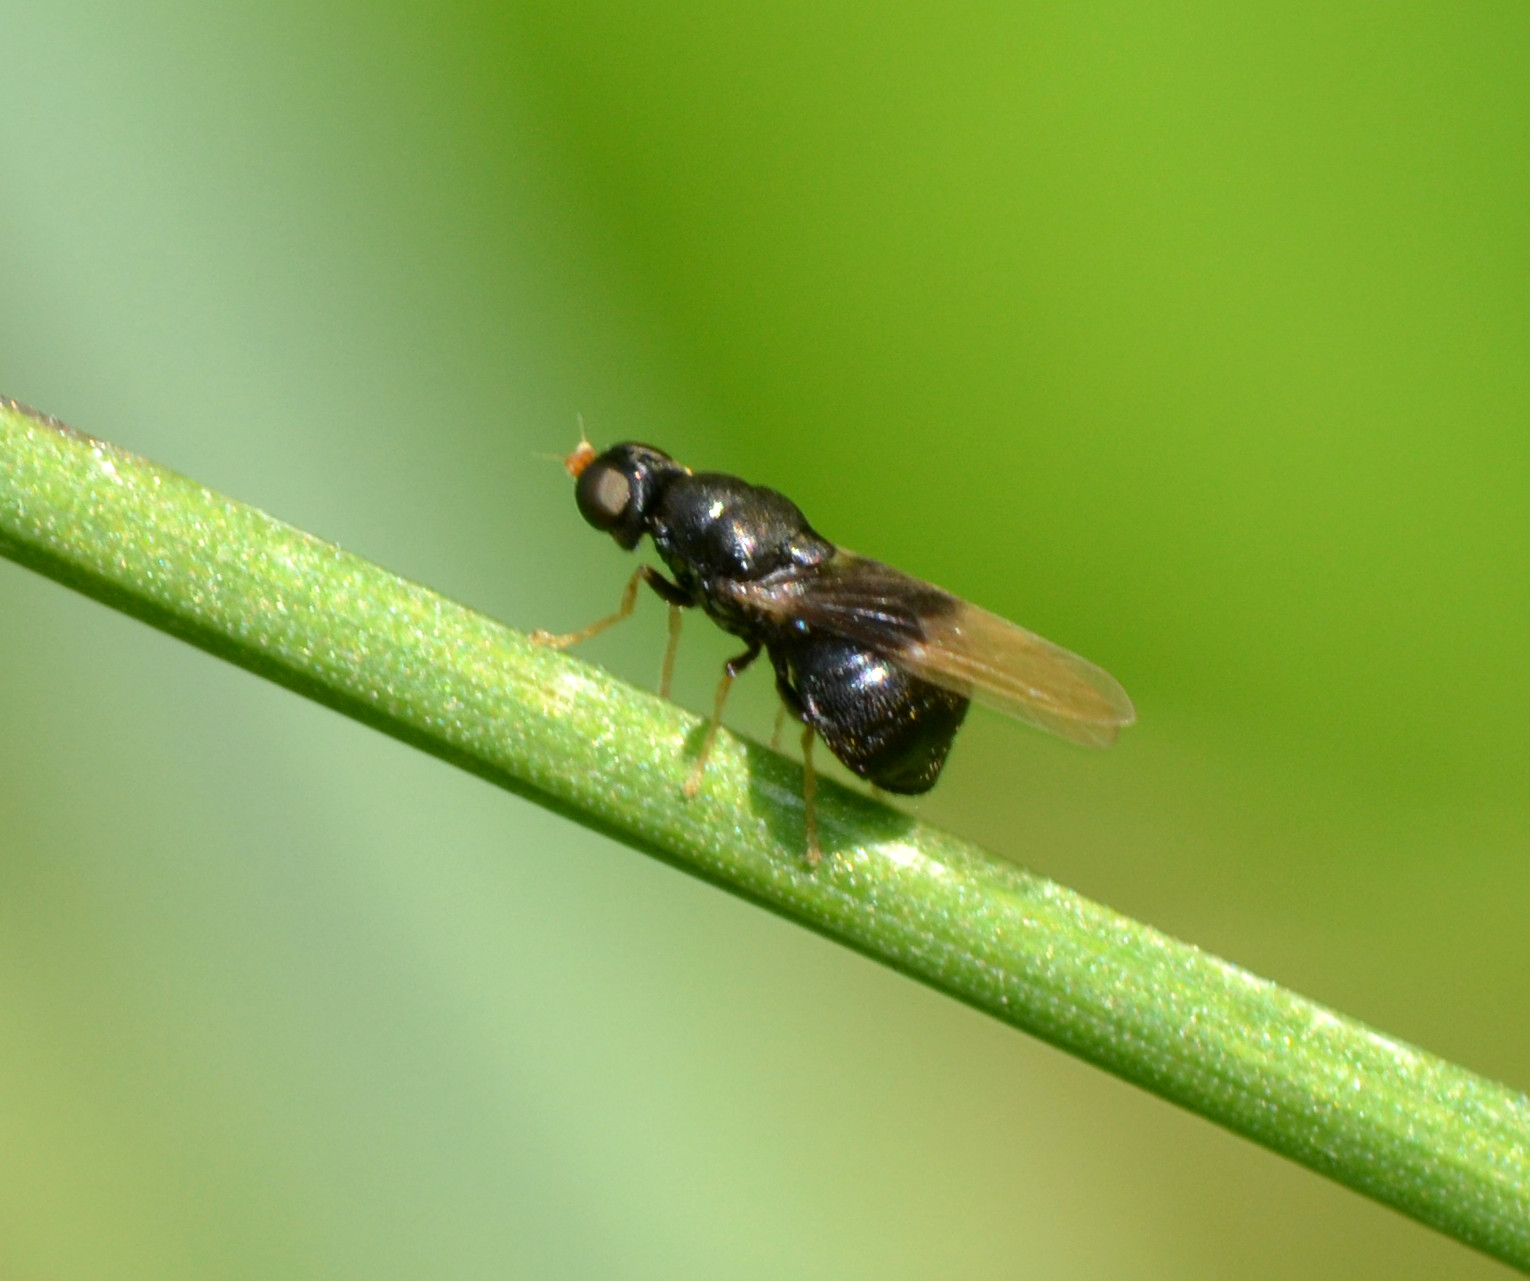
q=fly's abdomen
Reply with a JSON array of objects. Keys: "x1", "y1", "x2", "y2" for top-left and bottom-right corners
[{"x1": 785, "y1": 638, "x2": 969, "y2": 794}]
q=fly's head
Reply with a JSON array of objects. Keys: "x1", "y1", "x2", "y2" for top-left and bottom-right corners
[{"x1": 565, "y1": 441, "x2": 686, "y2": 551}]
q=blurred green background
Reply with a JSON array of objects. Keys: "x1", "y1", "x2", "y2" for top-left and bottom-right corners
[{"x1": 2, "y1": 2, "x2": 1527, "y2": 1276}]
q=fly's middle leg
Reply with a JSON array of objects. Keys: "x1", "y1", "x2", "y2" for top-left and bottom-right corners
[
  {"x1": 683, "y1": 641, "x2": 761, "y2": 798},
  {"x1": 659, "y1": 604, "x2": 683, "y2": 699}
]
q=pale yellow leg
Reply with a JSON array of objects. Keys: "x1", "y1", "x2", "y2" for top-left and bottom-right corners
[
  {"x1": 801, "y1": 724, "x2": 820, "y2": 866},
  {"x1": 770, "y1": 703, "x2": 789, "y2": 751},
  {"x1": 660, "y1": 605, "x2": 683, "y2": 699},
  {"x1": 530, "y1": 566, "x2": 647, "y2": 649},
  {"x1": 683, "y1": 664, "x2": 737, "y2": 798}
]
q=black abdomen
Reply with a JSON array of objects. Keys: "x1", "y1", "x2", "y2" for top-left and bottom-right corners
[{"x1": 781, "y1": 639, "x2": 969, "y2": 794}]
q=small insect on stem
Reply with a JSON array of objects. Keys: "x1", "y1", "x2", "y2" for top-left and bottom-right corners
[{"x1": 535, "y1": 440, "x2": 1135, "y2": 864}]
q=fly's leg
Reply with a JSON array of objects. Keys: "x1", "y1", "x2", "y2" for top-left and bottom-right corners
[
  {"x1": 532, "y1": 565, "x2": 688, "y2": 660},
  {"x1": 768, "y1": 654, "x2": 822, "y2": 864},
  {"x1": 530, "y1": 565, "x2": 644, "y2": 649},
  {"x1": 683, "y1": 641, "x2": 761, "y2": 798},
  {"x1": 770, "y1": 703, "x2": 788, "y2": 751},
  {"x1": 769, "y1": 651, "x2": 809, "y2": 731},
  {"x1": 770, "y1": 658, "x2": 812, "y2": 755},
  {"x1": 659, "y1": 605, "x2": 683, "y2": 699},
  {"x1": 801, "y1": 724, "x2": 820, "y2": 865}
]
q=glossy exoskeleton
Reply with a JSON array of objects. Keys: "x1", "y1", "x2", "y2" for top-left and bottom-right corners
[{"x1": 534, "y1": 440, "x2": 1134, "y2": 861}]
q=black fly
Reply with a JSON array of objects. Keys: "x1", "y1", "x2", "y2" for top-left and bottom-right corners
[{"x1": 534, "y1": 440, "x2": 1134, "y2": 862}]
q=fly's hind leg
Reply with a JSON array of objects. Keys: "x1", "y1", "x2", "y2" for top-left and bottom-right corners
[
  {"x1": 683, "y1": 641, "x2": 761, "y2": 798},
  {"x1": 770, "y1": 653, "x2": 809, "y2": 731},
  {"x1": 769, "y1": 655, "x2": 821, "y2": 865},
  {"x1": 532, "y1": 565, "x2": 689, "y2": 674},
  {"x1": 800, "y1": 724, "x2": 821, "y2": 866}
]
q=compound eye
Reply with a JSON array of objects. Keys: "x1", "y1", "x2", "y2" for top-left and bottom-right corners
[{"x1": 575, "y1": 460, "x2": 633, "y2": 532}]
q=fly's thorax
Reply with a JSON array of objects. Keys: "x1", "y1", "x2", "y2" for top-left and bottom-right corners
[{"x1": 648, "y1": 473, "x2": 832, "y2": 585}]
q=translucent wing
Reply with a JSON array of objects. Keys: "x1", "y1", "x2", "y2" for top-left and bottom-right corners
[{"x1": 727, "y1": 553, "x2": 1135, "y2": 747}]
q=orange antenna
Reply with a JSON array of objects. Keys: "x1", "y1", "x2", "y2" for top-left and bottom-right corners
[
  {"x1": 533, "y1": 415, "x2": 597, "y2": 474},
  {"x1": 563, "y1": 439, "x2": 598, "y2": 478},
  {"x1": 564, "y1": 413, "x2": 597, "y2": 478}
]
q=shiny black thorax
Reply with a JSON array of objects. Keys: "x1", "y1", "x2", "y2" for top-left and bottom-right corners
[
  {"x1": 580, "y1": 443, "x2": 968, "y2": 794},
  {"x1": 649, "y1": 471, "x2": 830, "y2": 619}
]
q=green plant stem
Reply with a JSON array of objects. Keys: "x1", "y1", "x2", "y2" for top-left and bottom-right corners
[{"x1": 3, "y1": 395, "x2": 1528, "y2": 1269}]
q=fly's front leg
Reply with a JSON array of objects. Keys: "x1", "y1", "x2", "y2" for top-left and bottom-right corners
[
  {"x1": 683, "y1": 641, "x2": 761, "y2": 798},
  {"x1": 532, "y1": 565, "x2": 687, "y2": 657}
]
